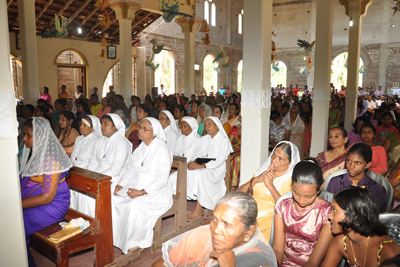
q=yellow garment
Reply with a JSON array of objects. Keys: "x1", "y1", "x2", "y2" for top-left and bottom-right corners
[
  {"x1": 223, "y1": 122, "x2": 232, "y2": 137},
  {"x1": 58, "y1": 92, "x2": 70, "y2": 99},
  {"x1": 90, "y1": 103, "x2": 103, "y2": 117},
  {"x1": 252, "y1": 179, "x2": 292, "y2": 242}
]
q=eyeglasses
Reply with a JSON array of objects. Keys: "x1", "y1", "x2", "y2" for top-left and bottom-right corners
[
  {"x1": 138, "y1": 125, "x2": 152, "y2": 132},
  {"x1": 328, "y1": 135, "x2": 343, "y2": 140}
]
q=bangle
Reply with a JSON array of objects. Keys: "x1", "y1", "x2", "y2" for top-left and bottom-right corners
[{"x1": 142, "y1": 189, "x2": 146, "y2": 195}]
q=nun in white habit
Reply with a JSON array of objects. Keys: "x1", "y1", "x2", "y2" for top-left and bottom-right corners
[
  {"x1": 159, "y1": 110, "x2": 179, "y2": 153},
  {"x1": 113, "y1": 117, "x2": 173, "y2": 253},
  {"x1": 169, "y1": 116, "x2": 202, "y2": 194},
  {"x1": 185, "y1": 116, "x2": 233, "y2": 222},
  {"x1": 69, "y1": 115, "x2": 102, "y2": 210},
  {"x1": 82, "y1": 113, "x2": 132, "y2": 217}
]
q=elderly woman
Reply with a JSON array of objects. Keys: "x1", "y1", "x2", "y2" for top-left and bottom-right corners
[
  {"x1": 54, "y1": 110, "x2": 79, "y2": 157},
  {"x1": 113, "y1": 118, "x2": 173, "y2": 253},
  {"x1": 321, "y1": 187, "x2": 400, "y2": 267},
  {"x1": 239, "y1": 141, "x2": 300, "y2": 242},
  {"x1": 69, "y1": 115, "x2": 102, "y2": 211},
  {"x1": 173, "y1": 117, "x2": 201, "y2": 161},
  {"x1": 269, "y1": 110, "x2": 291, "y2": 150},
  {"x1": 97, "y1": 97, "x2": 111, "y2": 120},
  {"x1": 289, "y1": 106, "x2": 305, "y2": 157},
  {"x1": 316, "y1": 127, "x2": 348, "y2": 180},
  {"x1": 126, "y1": 103, "x2": 149, "y2": 151},
  {"x1": 197, "y1": 103, "x2": 212, "y2": 136},
  {"x1": 212, "y1": 105, "x2": 231, "y2": 136},
  {"x1": 159, "y1": 110, "x2": 179, "y2": 153},
  {"x1": 83, "y1": 114, "x2": 132, "y2": 217},
  {"x1": 153, "y1": 192, "x2": 278, "y2": 267},
  {"x1": 20, "y1": 117, "x2": 72, "y2": 267},
  {"x1": 185, "y1": 116, "x2": 233, "y2": 221}
]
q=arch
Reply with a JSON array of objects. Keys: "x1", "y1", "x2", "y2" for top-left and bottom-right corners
[
  {"x1": 271, "y1": 61, "x2": 287, "y2": 88},
  {"x1": 331, "y1": 52, "x2": 364, "y2": 90},
  {"x1": 204, "y1": 1, "x2": 209, "y2": 22},
  {"x1": 331, "y1": 46, "x2": 370, "y2": 67},
  {"x1": 238, "y1": 9, "x2": 243, "y2": 34},
  {"x1": 54, "y1": 49, "x2": 89, "y2": 66},
  {"x1": 102, "y1": 58, "x2": 136, "y2": 97},
  {"x1": 154, "y1": 49, "x2": 176, "y2": 95},
  {"x1": 203, "y1": 54, "x2": 218, "y2": 94},
  {"x1": 237, "y1": 59, "x2": 243, "y2": 92},
  {"x1": 211, "y1": 3, "x2": 216, "y2": 26}
]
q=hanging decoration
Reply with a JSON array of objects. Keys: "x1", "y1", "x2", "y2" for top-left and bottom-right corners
[
  {"x1": 100, "y1": 11, "x2": 113, "y2": 28},
  {"x1": 307, "y1": 55, "x2": 312, "y2": 69},
  {"x1": 160, "y1": 0, "x2": 193, "y2": 23},
  {"x1": 299, "y1": 67, "x2": 308, "y2": 77},
  {"x1": 202, "y1": 33, "x2": 211, "y2": 45},
  {"x1": 213, "y1": 46, "x2": 226, "y2": 63},
  {"x1": 41, "y1": 15, "x2": 70, "y2": 38},
  {"x1": 271, "y1": 32, "x2": 277, "y2": 63},
  {"x1": 359, "y1": 65, "x2": 367, "y2": 76},
  {"x1": 221, "y1": 56, "x2": 232, "y2": 70},
  {"x1": 100, "y1": 49, "x2": 106, "y2": 58},
  {"x1": 272, "y1": 61, "x2": 280, "y2": 72},
  {"x1": 100, "y1": 37, "x2": 108, "y2": 47},
  {"x1": 104, "y1": 33, "x2": 109, "y2": 39},
  {"x1": 98, "y1": 14, "x2": 104, "y2": 22},
  {"x1": 391, "y1": 3, "x2": 400, "y2": 16},
  {"x1": 297, "y1": 39, "x2": 316, "y2": 54},
  {"x1": 145, "y1": 54, "x2": 160, "y2": 71},
  {"x1": 199, "y1": 20, "x2": 211, "y2": 33},
  {"x1": 211, "y1": 47, "x2": 232, "y2": 70},
  {"x1": 151, "y1": 37, "x2": 165, "y2": 54},
  {"x1": 94, "y1": 0, "x2": 110, "y2": 9}
]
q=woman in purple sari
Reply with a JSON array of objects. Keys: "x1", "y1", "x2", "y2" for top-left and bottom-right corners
[{"x1": 20, "y1": 117, "x2": 72, "y2": 267}]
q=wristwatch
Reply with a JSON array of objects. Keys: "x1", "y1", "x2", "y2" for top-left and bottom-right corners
[{"x1": 142, "y1": 189, "x2": 147, "y2": 195}]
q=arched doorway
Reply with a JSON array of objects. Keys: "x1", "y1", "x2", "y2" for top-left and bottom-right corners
[
  {"x1": 203, "y1": 54, "x2": 218, "y2": 94},
  {"x1": 237, "y1": 59, "x2": 243, "y2": 92},
  {"x1": 271, "y1": 61, "x2": 287, "y2": 88},
  {"x1": 10, "y1": 54, "x2": 23, "y2": 99},
  {"x1": 103, "y1": 60, "x2": 135, "y2": 97},
  {"x1": 331, "y1": 52, "x2": 364, "y2": 90},
  {"x1": 154, "y1": 49, "x2": 175, "y2": 95},
  {"x1": 55, "y1": 50, "x2": 88, "y2": 98}
]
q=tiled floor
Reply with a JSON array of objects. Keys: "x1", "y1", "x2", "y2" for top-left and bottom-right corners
[{"x1": 32, "y1": 201, "x2": 198, "y2": 267}]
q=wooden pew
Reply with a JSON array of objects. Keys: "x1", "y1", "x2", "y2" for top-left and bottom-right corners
[
  {"x1": 151, "y1": 156, "x2": 203, "y2": 252},
  {"x1": 30, "y1": 167, "x2": 114, "y2": 267}
]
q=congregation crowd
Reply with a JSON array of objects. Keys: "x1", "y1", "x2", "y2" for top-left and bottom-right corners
[{"x1": 17, "y1": 83, "x2": 400, "y2": 267}]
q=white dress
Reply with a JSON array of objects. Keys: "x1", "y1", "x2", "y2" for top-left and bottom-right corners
[
  {"x1": 79, "y1": 133, "x2": 131, "y2": 217},
  {"x1": 163, "y1": 125, "x2": 178, "y2": 153},
  {"x1": 112, "y1": 138, "x2": 173, "y2": 253},
  {"x1": 69, "y1": 132, "x2": 100, "y2": 210},
  {"x1": 186, "y1": 132, "x2": 231, "y2": 210}
]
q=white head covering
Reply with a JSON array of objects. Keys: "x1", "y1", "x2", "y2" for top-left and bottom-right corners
[
  {"x1": 160, "y1": 110, "x2": 179, "y2": 134},
  {"x1": 142, "y1": 117, "x2": 167, "y2": 142},
  {"x1": 20, "y1": 117, "x2": 72, "y2": 177},
  {"x1": 205, "y1": 116, "x2": 233, "y2": 153},
  {"x1": 182, "y1": 116, "x2": 199, "y2": 138},
  {"x1": 106, "y1": 113, "x2": 126, "y2": 137},
  {"x1": 254, "y1": 141, "x2": 300, "y2": 194},
  {"x1": 198, "y1": 103, "x2": 212, "y2": 125},
  {"x1": 67, "y1": 98, "x2": 77, "y2": 114},
  {"x1": 85, "y1": 115, "x2": 102, "y2": 138}
]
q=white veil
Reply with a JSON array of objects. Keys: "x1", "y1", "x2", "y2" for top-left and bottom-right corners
[
  {"x1": 86, "y1": 115, "x2": 102, "y2": 138},
  {"x1": 20, "y1": 117, "x2": 72, "y2": 177},
  {"x1": 142, "y1": 117, "x2": 167, "y2": 142},
  {"x1": 160, "y1": 110, "x2": 179, "y2": 134},
  {"x1": 198, "y1": 103, "x2": 212, "y2": 125},
  {"x1": 107, "y1": 113, "x2": 126, "y2": 137},
  {"x1": 182, "y1": 116, "x2": 199, "y2": 138},
  {"x1": 205, "y1": 116, "x2": 233, "y2": 153}
]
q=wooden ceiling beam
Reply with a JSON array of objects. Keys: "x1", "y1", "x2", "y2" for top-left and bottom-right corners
[
  {"x1": 101, "y1": 17, "x2": 118, "y2": 34},
  {"x1": 68, "y1": 0, "x2": 91, "y2": 23},
  {"x1": 110, "y1": 11, "x2": 151, "y2": 37},
  {"x1": 80, "y1": 6, "x2": 99, "y2": 26},
  {"x1": 89, "y1": 10, "x2": 114, "y2": 33},
  {"x1": 35, "y1": 0, "x2": 54, "y2": 22},
  {"x1": 7, "y1": 0, "x2": 13, "y2": 7},
  {"x1": 49, "y1": 0, "x2": 74, "y2": 26}
]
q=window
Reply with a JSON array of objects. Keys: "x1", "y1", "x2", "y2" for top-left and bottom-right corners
[
  {"x1": 103, "y1": 60, "x2": 135, "y2": 97},
  {"x1": 331, "y1": 52, "x2": 364, "y2": 90},
  {"x1": 154, "y1": 49, "x2": 175, "y2": 95},
  {"x1": 204, "y1": 1, "x2": 209, "y2": 22},
  {"x1": 204, "y1": 0, "x2": 216, "y2": 26},
  {"x1": 10, "y1": 55, "x2": 23, "y2": 99},
  {"x1": 237, "y1": 60, "x2": 243, "y2": 92},
  {"x1": 238, "y1": 9, "x2": 243, "y2": 34},
  {"x1": 271, "y1": 61, "x2": 287, "y2": 88},
  {"x1": 203, "y1": 54, "x2": 218, "y2": 94}
]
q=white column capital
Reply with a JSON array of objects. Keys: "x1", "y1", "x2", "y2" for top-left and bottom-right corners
[
  {"x1": 109, "y1": 0, "x2": 142, "y2": 20},
  {"x1": 175, "y1": 17, "x2": 202, "y2": 34},
  {"x1": 339, "y1": 0, "x2": 374, "y2": 18}
]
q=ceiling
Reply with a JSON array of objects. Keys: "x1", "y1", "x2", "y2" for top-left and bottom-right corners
[{"x1": 7, "y1": 0, "x2": 161, "y2": 44}]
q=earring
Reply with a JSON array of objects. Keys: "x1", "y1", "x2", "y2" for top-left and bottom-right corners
[{"x1": 244, "y1": 238, "x2": 249, "y2": 242}]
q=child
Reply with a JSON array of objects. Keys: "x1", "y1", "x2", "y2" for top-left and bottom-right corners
[
  {"x1": 329, "y1": 99, "x2": 341, "y2": 129},
  {"x1": 273, "y1": 159, "x2": 333, "y2": 267},
  {"x1": 360, "y1": 123, "x2": 388, "y2": 175},
  {"x1": 326, "y1": 143, "x2": 387, "y2": 213},
  {"x1": 376, "y1": 111, "x2": 399, "y2": 145}
]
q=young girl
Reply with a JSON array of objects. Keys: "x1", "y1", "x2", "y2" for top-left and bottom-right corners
[
  {"x1": 273, "y1": 159, "x2": 333, "y2": 267},
  {"x1": 329, "y1": 99, "x2": 341, "y2": 129},
  {"x1": 376, "y1": 111, "x2": 399, "y2": 146},
  {"x1": 360, "y1": 124, "x2": 388, "y2": 175},
  {"x1": 321, "y1": 187, "x2": 400, "y2": 267},
  {"x1": 326, "y1": 143, "x2": 387, "y2": 213}
]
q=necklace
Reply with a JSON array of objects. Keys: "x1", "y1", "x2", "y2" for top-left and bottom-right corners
[{"x1": 350, "y1": 236, "x2": 370, "y2": 267}]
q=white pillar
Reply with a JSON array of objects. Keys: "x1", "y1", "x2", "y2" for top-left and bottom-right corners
[
  {"x1": 18, "y1": 0, "x2": 39, "y2": 105},
  {"x1": 310, "y1": 0, "x2": 334, "y2": 156},
  {"x1": 343, "y1": 0, "x2": 373, "y2": 131},
  {"x1": 240, "y1": 0, "x2": 272, "y2": 184},
  {"x1": 0, "y1": 1, "x2": 28, "y2": 266},
  {"x1": 176, "y1": 17, "x2": 201, "y2": 96},
  {"x1": 110, "y1": 0, "x2": 141, "y2": 101}
]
